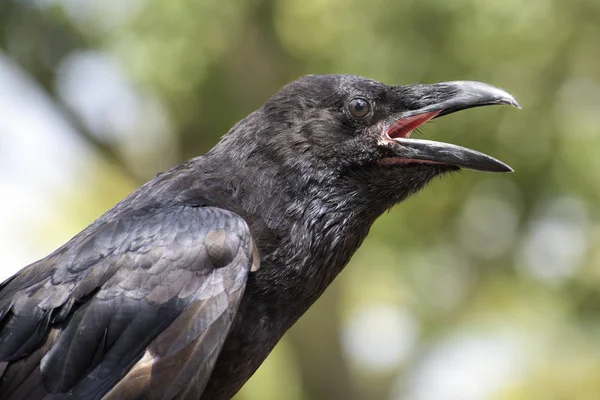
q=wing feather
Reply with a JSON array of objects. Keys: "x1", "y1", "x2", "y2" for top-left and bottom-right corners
[{"x1": 0, "y1": 205, "x2": 256, "y2": 400}]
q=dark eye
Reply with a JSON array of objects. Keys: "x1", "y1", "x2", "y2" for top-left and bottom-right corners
[{"x1": 348, "y1": 98, "x2": 371, "y2": 118}]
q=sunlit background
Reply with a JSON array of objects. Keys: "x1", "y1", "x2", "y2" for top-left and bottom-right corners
[{"x1": 1, "y1": 0, "x2": 600, "y2": 399}]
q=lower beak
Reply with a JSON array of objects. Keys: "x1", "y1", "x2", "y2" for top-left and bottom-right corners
[
  {"x1": 384, "y1": 137, "x2": 513, "y2": 173},
  {"x1": 384, "y1": 81, "x2": 520, "y2": 173}
]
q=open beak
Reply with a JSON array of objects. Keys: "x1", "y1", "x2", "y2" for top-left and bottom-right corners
[{"x1": 382, "y1": 81, "x2": 520, "y2": 173}]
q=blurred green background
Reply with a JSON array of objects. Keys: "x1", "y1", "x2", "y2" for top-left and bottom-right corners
[{"x1": 1, "y1": 0, "x2": 600, "y2": 399}]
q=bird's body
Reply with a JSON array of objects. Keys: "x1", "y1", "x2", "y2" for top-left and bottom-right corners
[{"x1": 0, "y1": 75, "x2": 519, "y2": 399}]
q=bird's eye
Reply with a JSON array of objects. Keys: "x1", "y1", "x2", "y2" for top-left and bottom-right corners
[{"x1": 348, "y1": 98, "x2": 371, "y2": 118}]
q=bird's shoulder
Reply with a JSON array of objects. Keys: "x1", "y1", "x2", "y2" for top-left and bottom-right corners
[{"x1": 3, "y1": 203, "x2": 254, "y2": 304}]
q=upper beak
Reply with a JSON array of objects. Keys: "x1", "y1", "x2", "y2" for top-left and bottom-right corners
[{"x1": 384, "y1": 81, "x2": 520, "y2": 173}]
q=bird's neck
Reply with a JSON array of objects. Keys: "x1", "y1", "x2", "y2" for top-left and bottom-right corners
[
  {"x1": 201, "y1": 143, "x2": 386, "y2": 329},
  {"x1": 238, "y1": 175, "x2": 378, "y2": 330}
]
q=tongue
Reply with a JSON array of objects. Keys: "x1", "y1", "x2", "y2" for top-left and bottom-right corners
[{"x1": 386, "y1": 111, "x2": 441, "y2": 139}]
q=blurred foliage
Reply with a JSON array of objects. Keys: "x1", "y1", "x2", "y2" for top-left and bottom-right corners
[{"x1": 2, "y1": 0, "x2": 600, "y2": 399}]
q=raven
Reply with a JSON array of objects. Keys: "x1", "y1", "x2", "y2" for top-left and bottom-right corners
[{"x1": 0, "y1": 75, "x2": 519, "y2": 400}]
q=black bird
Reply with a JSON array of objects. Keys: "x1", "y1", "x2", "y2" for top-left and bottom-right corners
[{"x1": 0, "y1": 75, "x2": 519, "y2": 400}]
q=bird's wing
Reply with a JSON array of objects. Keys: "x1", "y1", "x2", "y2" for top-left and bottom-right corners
[{"x1": 0, "y1": 205, "x2": 258, "y2": 400}]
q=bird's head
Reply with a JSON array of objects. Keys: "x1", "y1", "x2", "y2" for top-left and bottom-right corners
[
  {"x1": 246, "y1": 74, "x2": 520, "y2": 207},
  {"x1": 214, "y1": 74, "x2": 520, "y2": 217}
]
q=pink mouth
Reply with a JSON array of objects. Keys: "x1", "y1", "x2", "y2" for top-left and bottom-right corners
[{"x1": 385, "y1": 110, "x2": 441, "y2": 139}]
